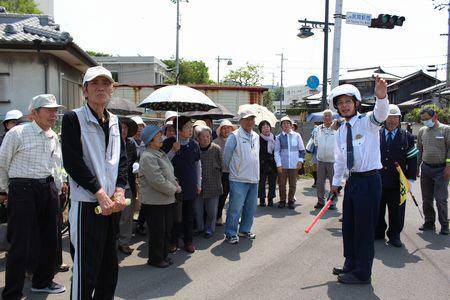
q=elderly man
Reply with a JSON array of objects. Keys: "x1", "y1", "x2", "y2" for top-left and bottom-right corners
[
  {"x1": 417, "y1": 107, "x2": 450, "y2": 235},
  {"x1": 330, "y1": 77, "x2": 389, "y2": 284},
  {"x1": 0, "y1": 95, "x2": 66, "y2": 299},
  {"x1": 376, "y1": 104, "x2": 417, "y2": 247},
  {"x1": 223, "y1": 110, "x2": 260, "y2": 244},
  {"x1": 61, "y1": 66, "x2": 128, "y2": 299},
  {"x1": 274, "y1": 116, "x2": 305, "y2": 209},
  {"x1": 312, "y1": 109, "x2": 337, "y2": 209}
]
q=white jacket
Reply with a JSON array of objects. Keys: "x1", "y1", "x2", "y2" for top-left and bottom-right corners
[
  {"x1": 228, "y1": 128, "x2": 260, "y2": 184},
  {"x1": 313, "y1": 124, "x2": 336, "y2": 163}
]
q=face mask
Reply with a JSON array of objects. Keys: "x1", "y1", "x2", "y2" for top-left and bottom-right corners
[{"x1": 421, "y1": 119, "x2": 434, "y2": 128}]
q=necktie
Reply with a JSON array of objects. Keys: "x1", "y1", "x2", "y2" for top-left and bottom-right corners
[
  {"x1": 386, "y1": 131, "x2": 393, "y2": 146},
  {"x1": 346, "y1": 123, "x2": 354, "y2": 170}
]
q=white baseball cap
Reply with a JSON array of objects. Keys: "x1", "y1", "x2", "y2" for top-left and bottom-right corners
[
  {"x1": 83, "y1": 66, "x2": 115, "y2": 85},
  {"x1": 280, "y1": 115, "x2": 293, "y2": 124},
  {"x1": 29, "y1": 94, "x2": 64, "y2": 110},
  {"x1": 3, "y1": 110, "x2": 23, "y2": 123},
  {"x1": 165, "y1": 111, "x2": 178, "y2": 122},
  {"x1": 130, "y1": 116, "x2": 145, "y2": 126}
]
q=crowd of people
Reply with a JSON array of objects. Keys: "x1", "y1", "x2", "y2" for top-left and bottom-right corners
[{"x1": 0, "y1": 66, "x2": 448, "y2": 298}]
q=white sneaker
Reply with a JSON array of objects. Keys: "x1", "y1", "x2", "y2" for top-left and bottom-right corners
[
  {"x1": 31, "y1": 282, "x2": 66, "y2": 294},
  {"x1": 238, "y1": 232, "x2": 256, "y2": 239}
]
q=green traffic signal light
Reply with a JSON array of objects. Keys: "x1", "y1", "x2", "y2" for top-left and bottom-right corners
[{"x1": 370, "y1": 14, "x2": 405, "y2": 29}]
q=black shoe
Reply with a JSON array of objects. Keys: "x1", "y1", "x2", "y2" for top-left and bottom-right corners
[
  {"x1": 338, "y1": 218, "x2": 343, "y2": 222},
  {"x1": 332, "y1": 267, "x2": 351, "y2": 275},
  {"x1": 288, "y1": 201, "x2": 295, "y2": 209},
  {"x1": 278, "y1": 202, "x2": 286, "y2": 208},
  {"x1": 387, "y1": 239, "x2": 403, "y2": 247},
  {"x1": 337, "y1": 273, "x2": 371, "y2": 284},
  {"x1": 419, "y1": 224, "x2": 436, "y2": 231},
  {"x1": 268, "y1": 199, "x2": 274, "y2": 207},
  {"x1": 440, "y1": 227, "x2": 449, "y2": 235},
  {"x1": 259, "y1": 200, "x2": 266, "y2": 207},
  {"x1": 31, "y1": 282, "x2": 66, "y2": 294},
  {"x1": 314, "y1": 202, "x2": 324, "y2": 209}
]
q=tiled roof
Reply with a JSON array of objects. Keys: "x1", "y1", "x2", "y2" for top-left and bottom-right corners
[{"x1": 0, "y1": 9, "x2": 72, "y2": 44}]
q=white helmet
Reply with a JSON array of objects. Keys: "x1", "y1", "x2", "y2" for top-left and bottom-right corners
[
  {"x1": 164, "y1": 111, "x2": 178, "y2": 122},
  {"x1": 3, "y1": 109, "x2": 23, "y2": 123},
  {"x1": 328, "y1": 84, "x2": 362, "y2": 109},
  {"x1": 388, "y1": 104, "x2": 401, "y2": 116},
  {"x1": 130, "y1": 116, "x2": 145, "y2": 126}
]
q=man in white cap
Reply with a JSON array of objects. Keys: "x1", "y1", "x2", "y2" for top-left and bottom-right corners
[
  {"x1": 375, "y1": 104, "x2": 417, "y2": 247},
  {"x1": 1, "y1": 109, "x2": 23, "y2": 146},
  {"x1": 330, "y1": 77, "x2": 389, "y2": 284},
  {"x1": 0, "y1": 94, "x2": 66, "y2": 299},
  {"x1": 61, "y1": 66, "x2": 127, "y2": 299},
  {"x1": 222, "y1": 110, "x2": 260, "y2": 244},
  {"x1": 312, "y1": 109, "x2": 337, "y2": 210},
  {"x1": 274, "y1": 115, "x2": 305, "y2": 209}
]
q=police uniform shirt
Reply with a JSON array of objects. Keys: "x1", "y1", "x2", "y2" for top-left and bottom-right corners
[{"x1": 332, "y1": 97, "x2": 389, "y2": 187}]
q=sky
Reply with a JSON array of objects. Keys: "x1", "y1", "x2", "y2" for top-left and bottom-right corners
[{"x1": 53, "y1": 0, "x2": 448, "y2": 87}]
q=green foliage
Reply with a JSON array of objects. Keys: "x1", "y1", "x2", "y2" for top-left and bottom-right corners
[
  {"x1": 404, "y1": 104, "x2": 450, "y2": 124},
  {"x1": 86, "y1": 50, "x2": 112, "y2": 57},
  {"x1": 223, "y1": 63, "x2": 264, "y2": 86},
  {"x1": 262, "y1": 90, "x2": 276, "y2": 112},
  {"x1": 163, "y1": 59, "x2": 211, "y2": 84},
  {"x1": 0, "y1": 0, "x2": 41, "y2": 14}
]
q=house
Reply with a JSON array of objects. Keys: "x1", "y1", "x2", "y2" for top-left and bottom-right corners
[
  {"x1": 94, "y1": 56, "x2": 171, "y2": 85},
  {"x1": 387, "y1": 70, "x2": 440, "y2": 112},
  {"x1": 0, "y1": 7, "x2": 97, "y2": 118},
  {"x1": 387, "y1": 70, "x2": 438, "y2": 105},
  {"x1": 113, "y1": 83, "x2": 268, "y2": 118},
  {"x1": 339, "y1": 66, "x2": 401, "y2": 111},
  {"x1": 399, "y1": 82, "x2": 449, "y2": 109}
]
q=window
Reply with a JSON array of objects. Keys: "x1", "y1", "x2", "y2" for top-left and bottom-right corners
[
  {"x1": 111, "y1": 71, "x2": 119, "y2": 83},
  {"x1": 0, "y1": 73, "x2": 10, "y2": 102}
]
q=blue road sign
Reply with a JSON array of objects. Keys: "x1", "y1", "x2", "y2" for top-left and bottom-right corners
[{"x1": 307, "y1": 76, "x2": 320, "y2": 89}]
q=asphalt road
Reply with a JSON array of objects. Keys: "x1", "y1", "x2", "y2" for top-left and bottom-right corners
[{"x1": 1, "y1": 179, "x2": 449, "y2": 299}]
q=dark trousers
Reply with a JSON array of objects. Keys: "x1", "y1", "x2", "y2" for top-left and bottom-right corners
[
  {"x1": 141, "y1": 203, "x2": 174, "y2": 263},
  {"x1": 376, "y1": 187, "x2": 405, "y2": 241},
  {"x1": 2, "y1": 180, "x2": 58, "y2": 300},
  {"x1": 342, "y1": 173, "x2": 381, "y2": 281},
  {"x1": 171, "y1": 199, "x2": 194, "y2": 245},
  {"x1": 420, "y1": 164, "x2": 449, "y2": 228},
  {"x1": 217, "y1": 173, "x2": 230, "y2": 219},
  {"x1": 258, "y1": 171, "x2": 277, "y2": 201},
  {"x1": 69, "y1": 201, "x2": 119, "y2": 300}
]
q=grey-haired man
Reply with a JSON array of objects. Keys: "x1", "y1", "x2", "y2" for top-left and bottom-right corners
[
  {"x1": 0, "y1": 94, "x2": 66, "y2": 299},
  {"x1": 61, "y1": 66, "x2": 128, "y2": 299}
]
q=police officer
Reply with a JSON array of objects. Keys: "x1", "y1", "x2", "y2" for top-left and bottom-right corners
[
  {"x1": 330, "y1": 77, "x2": 389, "y2": 284},
  {"x1": 375, "y1": 104, "x2": 417, "y2": 247}
]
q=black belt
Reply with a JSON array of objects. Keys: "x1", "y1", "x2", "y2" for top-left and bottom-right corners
[
  {"x1": 10, "y1": 176, "x2": 54, "y2": 184},
  {"x1": 349, "y1": 170, "x2": 378, "y2": 177},
  {"x1": 423, "y1": 162, "x2": 446, "y2": 168}
]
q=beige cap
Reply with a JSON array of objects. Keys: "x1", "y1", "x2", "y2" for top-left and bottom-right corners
[
  {"x1": 130, "y1": 116, "x2": 145, "y2": 126},
  {"x1": 193, "y1": 120, "x2": 207, "y2": 127},
  {"x1": 83, "y1": 66, "x2": 115, "y2": 85},
  {"x1": 280, "y1": 115, "x2": 293, "y2": 124},
  {"x1": 29, "y1": 94, "x2": 64, "y2": 110}
]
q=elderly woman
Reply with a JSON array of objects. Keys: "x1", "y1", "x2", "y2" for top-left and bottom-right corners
[
  {"x1": 139, "y1": 125, "x2": 181, "y2": 268},
  {"x1": 195, "y1": 125, "x2": 223, "y2": 238},
  {"x1": 258, "y1": 120, "x2": 277, "y2": 207},
  {"x1": 162, "y1": 116, "x2": 201, "y2": 254},
  {"x1": 213, "y1": 119, "x2": 236, "y2": 225}
]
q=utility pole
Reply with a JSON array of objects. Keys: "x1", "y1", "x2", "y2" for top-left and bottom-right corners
[
  {"x1": 276, "y1": 52, "x2": 287, "y2": 115},
  {"x1": 447, "y1": 2, "x2": 450, "y2": 87},
  {"x1": 321, "y1": 0, "x2": 330, "y2": 111},
  {"x1": 175, "y1": 0, "x2": 181, "y2": 84},
  {"x1": 331, "y1": 0, "x2": 343, "y2": 90}
]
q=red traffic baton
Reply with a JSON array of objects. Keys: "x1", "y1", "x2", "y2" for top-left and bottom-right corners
[{"x1": 305, "y1": 186, "x2": 342, "y2": 234}]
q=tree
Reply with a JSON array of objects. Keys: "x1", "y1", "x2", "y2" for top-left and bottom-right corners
[
  {"x1": 223, "y1": 63, "x2": 264, "y2": 86},
  {"x1": 262, "y1": 90, "x2": 276, "y2": 112},
  {"x1": 404, "y1": 104, "x2": 449, "y2": 124},
  {"x1": 163, "y1": 59, "x2": 211, "y2": 84},
  {"x1": 86, "y1": 50, "x2": 112, "y2": 57},
  {"x1": 0, "y1": 0, "x2": 41, "y2": 14}
]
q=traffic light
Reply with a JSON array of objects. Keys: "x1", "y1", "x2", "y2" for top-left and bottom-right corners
[{"x1": 370, "y1": 14, "x2": 405, "y2": 29}]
